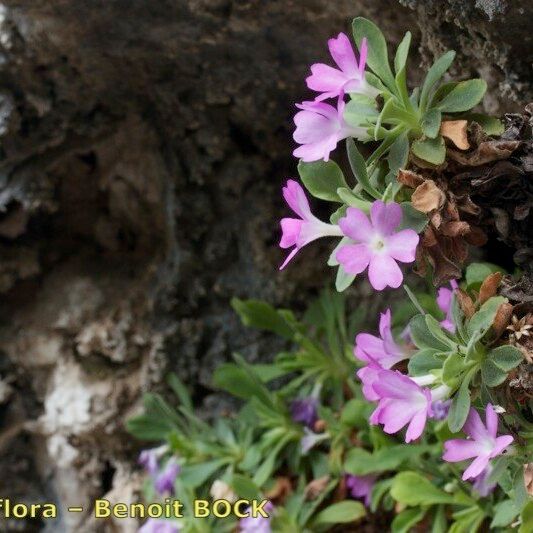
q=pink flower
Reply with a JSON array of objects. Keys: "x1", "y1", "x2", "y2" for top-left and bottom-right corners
[
  {"x1": 356, "y1": 364, "x2": 381, "y2": 402},
  {"x1": 239, "y1": 502, "x2": 273, "y2": 533},
  {"x1": 293, "y1": 98, "x2": 369, "y2": 162},
  {"x1": 355, "y1": 309, "x2": 409, "y2": 369},
  {"x1": 437, "y1": 280, "x2": 459, "y2": 332},
  {"x1": 306, "y1": 34, "x2": 378, "y2": 101},
  {"x1": 336, "y1": 201, "x2": 419, "y2": 291},
  {"x1": 443, "y1": 404, "x2": 514, "y2": 480},
  {"x1": 345, "y1": 474, "x2": 377, "y2": 507},
  {"x1": 369, "y1": 369, "x2": 433, "y2": 442},
  {"x1": 154, "y1": 457, "x2": 181, "y2": 496},
  {"x1": 279, "y1": 180, "x2": 342, "y2": 269},
  {"x1": 471, "y1": 465, "x2": 497, "y2": 497}
]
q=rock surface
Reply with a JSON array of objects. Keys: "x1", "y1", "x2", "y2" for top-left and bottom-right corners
[{"x1": 0, "y1": 1, "x2": 529, "y2": 531}]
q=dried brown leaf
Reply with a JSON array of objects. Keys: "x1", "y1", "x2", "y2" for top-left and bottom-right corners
[
  {"x1": 441, "y1": 221, "x2": 470, "y2": 237},
  {"x1": 397, "y1": 169, "x2": 425, "y2": 188},
  {"x1": 441, "y1": 120, "x2": 470, "y2": 150},
  {"x1": 411, "y1": 180, "x2": 446, "y2": 213},
  {"x1": 524, "y1": 464, "x2": 533, "y2": 497},
  {"x1": 265, "y1": 476, "x2": 293, "y2": 501},
  {"x1": 492, "y1": 302, "x2": 514, "y2": 339},
  {"x1": 304, "y1": 475, "x2": 330, "y2": 500},
  {"x1": 478, "y1": 272, "x2": 503, "y2": 305},
  {"x1": 456, "y1": 289, "x2": 475, "y2": 318},
  {"x1": 448, "y1": 140, "x2": 520, "y2": 167}
]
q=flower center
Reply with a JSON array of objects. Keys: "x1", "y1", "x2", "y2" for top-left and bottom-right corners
[{"x1": 370, "y1": 235, "x2": 387, "y2": 253}]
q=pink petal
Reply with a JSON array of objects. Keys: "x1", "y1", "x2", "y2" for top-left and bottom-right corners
[
  {"x1": 378, "y1": 309, "x2": 392, "y2": 338},
  {"x1": 306, "y1": 63, "x2": 348, "y2": 94},
  {"x1": 336, "y1": 243, "x2": 371, "y2": 275},
  {"x1": 485, "y1": 404, "x2": 498, "y2": 438},
  {"x1": 462, "y1": 454, "x2": 491, "y2": 481},
  {"x1": 370, "y1": 201, "x2": 402, "y2": 236},
  {"x1": 282, "y1": 180, "x2": 312, "y2": 219},
  {"x1": 443, "y1": 439, "x2": 483, "y2": 462},
  {"x1": 293, "y1": 109, "x2": 337, "y2": 144},
  {"x1": 491, "y1": 435, "x2": 514, "y2": 458},
  {"x1": 354, "y1": 333, "x2": 383, "y2": 363},
  {"x1": 385, "y1": 230, "x2": 419, "y2": 263},
  {"x1": 280, "y1": 218, "x2": 302, "y2": 248},
  {"x1": 378, "y1": 401, "x2": 418, "y2": 434},
  {"x1": 405, "y1": 409, "x2": 428, "y2": 442},
  {"x1": 357, "y1": 366, "x2": 381, "y2": 401},
  {"x1": 338, "y1": 207, "x2": 373, "y2": 242},
  {"x1": 293, "y1": 134, "x2": 338, "y2": 163},
  {"x1": 463, "y1": 408, "x2": 489, "y2": 441},
  {"x1": 279, "y1": 248, "x2": 299, "y2": 270},
  {"x1": 368, "y1": 254, "x2": 403, "y2": 290},
  {"x1": 328, "y1": 32, "x2": 358, "y2": 77},
  {"x1": 372, "y1": 370, "x2": 418, "y2": 400},
  {"x1": 437, "y1": 287, "x2": 453, "y2": 314}
]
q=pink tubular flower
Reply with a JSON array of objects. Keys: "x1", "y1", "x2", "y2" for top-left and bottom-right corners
[
  {"x1": 369, "y1": 369, "x2": 433, "y2": 442},
  {"x1": 306, "y1": 34, "x2": 378, "y2": 101},
  {"x1": 437, "y1": 280, "x2": 459, "y2": 332},
  {"x1": 345, "y1": 474, "x2": 377, "y2": 507},
  {"x1": 355, "y1": 309, "x2": 409, "y2": 369},
  {"x1": 356, "y1": 364, "x2": 381, "y2": 402},
  {"x1": 239, "y1": 502, "x2": 273, "y2": 533},
  {"x1": 443, "y1": 404, "x2": 514, "y2": 480},
  {"x1": 279, "y1": 179, "x2": 342, "y2": 269},
  {"x1": 336, "y1": 201, "x2": 419, "y2": 291},
  {"x1": 154, "y1": 457, "x2": 181, "y2": 496},
  {"x1": 293, "y1": 98, "x2": 369, "y2": 162}
]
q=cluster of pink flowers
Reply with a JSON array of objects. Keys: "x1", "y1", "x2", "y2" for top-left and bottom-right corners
[
  {"x1": 293, "y1": 33, "x2": 377, "y2": 162},
  {"x1": 139, "y1": 447, "x2": 181, "y2": 496},
  {"x1": 355, "y1": 309, "x2": 513, "y2": 479}
]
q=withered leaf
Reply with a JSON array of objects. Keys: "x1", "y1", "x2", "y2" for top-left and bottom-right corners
[
  {"x1": 440, "y1": 120, "x2": 470, "y2": 150},
  {"x1": 304, "y1": 475, "x2": 331, "y2": 500},
  {"x1": 456, "y1": 289, "x2": 475, "y2": 318},
  {"x1": 265, "y1": 477, "x2": 293, "y2": 500},
  {"x1": 397, "y1": 169, "x2": 424, "y2": 188},
  {"x1": 447, "y1": 140, "x2": 520, "y2": 167},
  {"x1": 492, "y1": 302, "x2": 514, "y2": 339},
  {"x1": 478, "y1": 272, "x2": 503, "y2": 305},
  {"x1": 411, "y1": 180, "x2": 446, "y2": 213}
]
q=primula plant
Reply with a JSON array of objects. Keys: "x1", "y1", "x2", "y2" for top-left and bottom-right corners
[{"x1": 129, "y1": 17, "x2": 533, "y2": 532}]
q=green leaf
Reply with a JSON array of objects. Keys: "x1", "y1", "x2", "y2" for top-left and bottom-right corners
[
  {"x1": 330, "y1": 205, "x2": 347, "y2": 224},
  {"x1": 481, "y1": 345, "x2": 523, "y2": 387},
  {"x1": 298, "y1": 160, "x2": 349, "y2": 202},
  {"x1": 314, "y1": 500, "x2": 366, "y2": 525},
  {"x1": 467, "y1": 296, "x2": 507, "y2": 339},
  {"x1": 336, "y1": 187, "x2": 372, "y2": 211},
  {"x1": 335, "y1": 265, "x2": 355, "y2": 292},
  {"x1": 422, "y1": 108, "x2": 442, "y2": 138},
  {"x1": 180, "y1": 459, "x2": 226, "y2": 488},
  {"x1": 442, "y1": 352, "x2": 470, "y2": 386},
  {"x1": 425, "y1": 314, "x2": 456, "y2": 348},
  {"x1": 213, "y1": 363, "x2": 272, "y2": 404},
  {"x1": 437, "y1": 79, "x2": 487, "y2": 113},
  {"x1": 411, "y1": 135, "x2": 446, "y2": 165},
  {"x1": 392, "y1": 507, "x2": 427, "y2": 533},
  {"x1": 391, "y1": 472, "x2": 454, "y2": 506},
  {"x1": 167, "y1": 374, "x2": 194, "y2": 412},
  {"x1": 394, "y1": 32, "x2": 411, "y2": 74},
  {"x1": 231, "y1": 298, "x2": 293, "y2": 339},
  {"x1": 346, "y1": 138, "x2": 381, "y2": 199},
  {"x1": 340, "y1": 399, "x2": 372, "y2": 427},
  {"x1": 448, "y1": 372, "x2": 473, "y2": 432},
  {"x1": 464, "y1": 113, "x2": 504, "y2": 135},
  {"x1": 419, "y1": 51, "x2": 455, "y2": 111},
  {"x1": 519, "y1": 501, "x2": 533, "y2": 533},
  {"x1": 352, "y1": 17, "x2": 396, "y2": 92},
  {"x1": 490, "y1": 499, "x2": 519, "y2": 528},
  {"x1": 465, "y1": 262, "x2": 504, "y2": 290},
  {"x1": 345, "y1": 445, "x2": 429, "y2": 476},
  {"x1": 409, "y1": 314, "x2": 452, "y2": 352},
  {"x1": 231, "y1": 474, "x2": 261, "y2": 500},
  {"x1": 399, "y1": 202, "x2": 428, "y2": 232},
  {"x1": 388, "y1": 133, "x2": 409, "y2": 173},
  {"x1": 408, "y1": 349, "x2": 445, "y2": 375}
]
